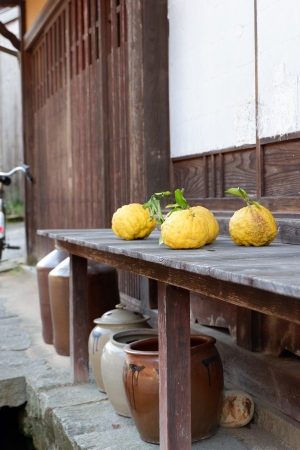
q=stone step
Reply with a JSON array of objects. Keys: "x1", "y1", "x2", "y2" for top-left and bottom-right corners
[{"x1": 0, "y1": 268, "x2": 299, "y2": 449}]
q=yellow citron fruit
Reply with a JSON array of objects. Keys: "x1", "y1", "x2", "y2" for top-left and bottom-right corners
[
  {"x1": 161, "y1": 209, "x2": 209, "y2": 249},
  {"x1": 191, "y1": 206, "x2": 219, "y2": 244},
  {"x1": 229, "y1": 205, "x2": 277, "y2": 246},
  {"x1": 112, "y1": 203, "x2": 156, "y2": 240}
]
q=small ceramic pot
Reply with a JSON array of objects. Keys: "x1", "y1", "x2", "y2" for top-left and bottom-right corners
[
  {"x1": 36, "y1": 249, "x2": 68, "y2": 344},
  {"x1": 123, "y1": 335, "x2": 224, "y2": 444},
  {"x1": 101, "y1": 328, "x2": 158, "y2": 417},
  {"x1": 88, "y1": 305, "x2": 150, "y2": 392}
]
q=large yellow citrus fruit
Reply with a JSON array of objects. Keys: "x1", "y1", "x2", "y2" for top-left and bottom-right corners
[
  {"x1": 191, "y1": 206, "x2": 219, "y2": 244},
  {"x1": 229, "y1": 205, "x2": 277, "y2": 246},
  {"x1": 161, "y1": 209, "x2": 208, "y2": 249},
  {"x1": 112, "y1": 203, "x2": 156, "y2": 240}
]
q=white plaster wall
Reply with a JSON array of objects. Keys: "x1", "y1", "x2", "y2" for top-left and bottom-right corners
[
  {"x1": 168, "y1": 0, "x2": 255, "y2": 158},
  {"x1": 257, "y1": 0, "x2": 300, "y2": 138},
  {"x1": 0, "y1": 8, "x2": 23, "y2": 203}
]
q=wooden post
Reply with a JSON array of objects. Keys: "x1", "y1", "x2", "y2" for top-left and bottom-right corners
[
  {"x1": 236, "y1": 306, "x2": 261, "y2": 352},
  {"x1": 69, "y1": 254, "x2": 89, "y2": 382},
  {"x1": 158, "y1": 284, "x2": 191, "y2": 449}
]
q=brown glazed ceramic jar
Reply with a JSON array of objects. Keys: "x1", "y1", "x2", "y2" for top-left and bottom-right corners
[
  {"x1": 49, "y1": 257, "x2": 120, "y2": 356},
  {"x1": 36, "y1": 249, "x2": 68, "y2": 344},
  {"x1": 123, "y1": 335, "x2": 224, "y2": 444},
  {"x1": 101, "y1": 328, "x2": 158, "y2": 417}
]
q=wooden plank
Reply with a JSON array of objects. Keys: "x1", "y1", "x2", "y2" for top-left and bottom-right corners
[
  {"x1": 211, "y1": 154, "x2": 216, "y2": 198},
  {"x1": 158, "y1": 284, "x2": 191, "y2": 449},
  {"x1": 173, "y1": 158, "x2": 206, "y2": 199},
  {"x1": 69, "y1": 254, "x2": 89, "y2": 382},
  {"x1": 172, "y1": 143, "x2": 256, "y2": 161},
  {"x1": 39, "y1": 234, "x2": 300, "y2": 325},
  {"x1": 264, "y1": 140, "x2": 300, "y2": 197},
  {"x1": 261, "y1": 314, "x2": 300, "y2": 357},
  {"x1": 262, "y1": 197, "x2": 300, "y2": 212}
]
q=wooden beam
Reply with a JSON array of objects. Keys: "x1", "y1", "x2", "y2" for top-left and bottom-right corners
[
  {"x1": 0, "y1": 44, "x2": 18, "y2": 57},
  {"x1": 23, "y1": 0, "x2": 63, "y2": 51},
  {"x1": 0, "y1": 0, "x2": 19, "y2": 7},
  {"x1": 0, "y1": 20, "x2": 21, "y2": 50}
]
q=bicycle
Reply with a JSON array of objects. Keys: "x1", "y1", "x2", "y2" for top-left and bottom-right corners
[{"x1": 0, "y1": 164, "x2": 33, "y2": 261}]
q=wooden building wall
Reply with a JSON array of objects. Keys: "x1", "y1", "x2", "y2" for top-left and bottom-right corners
[{"x1": 22, "y1": 0, "x2": 170, "y2": 298}]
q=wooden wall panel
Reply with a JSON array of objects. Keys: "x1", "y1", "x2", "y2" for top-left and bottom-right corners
[
  {"x1": 27, "y1": 1, "x2": 108, "y2": 260},
  {"x1": 172, "y1": 140, "x2": 300, "y2": 217},
  {"x1": 263, "y1": 139, "x2": 300, "y2": 197},
  {"x1": 173, "y1": 158, "x2": 206, "y2": 198},
  {"x1": 223, "y1": 149, "x2": 256, "y2": 195}
]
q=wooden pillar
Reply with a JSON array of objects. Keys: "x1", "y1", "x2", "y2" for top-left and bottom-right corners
[
  {"x1": 158, "y1": 283, "x2": 191, "y2": 449},
  {"x1": 69, "y1": 254, "x2": 89, "y2": 382},
  {"x1": 126, "y1": 0, "x2": 170, "y2": 203}
]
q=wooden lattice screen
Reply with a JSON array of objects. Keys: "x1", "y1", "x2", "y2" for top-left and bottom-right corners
[{"x1": 29, "y1": 0, "x2": 137, "y2": 298}]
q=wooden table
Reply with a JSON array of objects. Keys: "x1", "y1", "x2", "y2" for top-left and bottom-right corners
[{"x1": 37, "y1": 229, "x2": 300, "y2": 449}]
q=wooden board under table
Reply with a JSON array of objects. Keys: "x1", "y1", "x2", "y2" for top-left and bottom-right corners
[{"x1": 37, "y1": 229, "x2": 300, "y2": 450}]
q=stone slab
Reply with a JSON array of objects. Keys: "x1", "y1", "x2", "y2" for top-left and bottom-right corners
[
  {"x1": 39, "y1": 383, "x2": 107, "y2": 435},
  {"x1": 0, "y1": 316, "x2": 31, "y2": 350}
]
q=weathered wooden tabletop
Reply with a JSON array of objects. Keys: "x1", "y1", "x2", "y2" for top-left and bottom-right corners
[
  {"x1": 37, "y1": 228, "x2": 300, "y2": 449},
  {"x1": 38, "y1": 229, "x2": 300, "y2": 314}
]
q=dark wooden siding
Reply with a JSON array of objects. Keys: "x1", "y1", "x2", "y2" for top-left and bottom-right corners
[
  {"x1": 173, "y1": 139, "x2": 300, "y2": 215},
  {"x1": 23, "y1": 0, "x2": 170, "y2": 300}
]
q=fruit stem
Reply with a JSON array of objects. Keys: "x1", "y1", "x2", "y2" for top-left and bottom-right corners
[{"x1": 225, "y1": 187, "x2": 261, "y2": 208}]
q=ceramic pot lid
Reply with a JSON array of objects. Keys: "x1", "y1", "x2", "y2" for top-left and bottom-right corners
[{"x1": 93, "y1": 304, "x2": 149, "y2": 325}]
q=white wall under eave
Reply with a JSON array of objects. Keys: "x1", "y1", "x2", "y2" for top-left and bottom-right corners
[
  {"x1": 168, "y1": 0, "x2": 255, "y2": 158},
  {"x1": 257, "y1": 0, "x2": 300, "y2": 139}
]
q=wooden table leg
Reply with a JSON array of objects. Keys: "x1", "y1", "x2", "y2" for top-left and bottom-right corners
[
  {"x1": 158, "y1": 283, "x2": 191, "y2": 449},
  {"x1": 69, "y1": 254, "x2": 89, "y2": 382}
]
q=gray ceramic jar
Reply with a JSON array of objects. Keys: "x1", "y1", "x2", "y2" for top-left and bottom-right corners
[
  {"x1": 101, "y1": 328, "x2": 158, "y2": 416},
  {"x1": 88, "y1": 304, "x2": 150, "y2": 392}
]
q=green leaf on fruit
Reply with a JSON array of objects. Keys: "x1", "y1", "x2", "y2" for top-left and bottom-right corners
[
  {"x1": 174, "y1": 189, "x2": 189, "y2": 208},
  {"x1": 225, "y1": 187, "x2": 248, "y2": 200}
]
